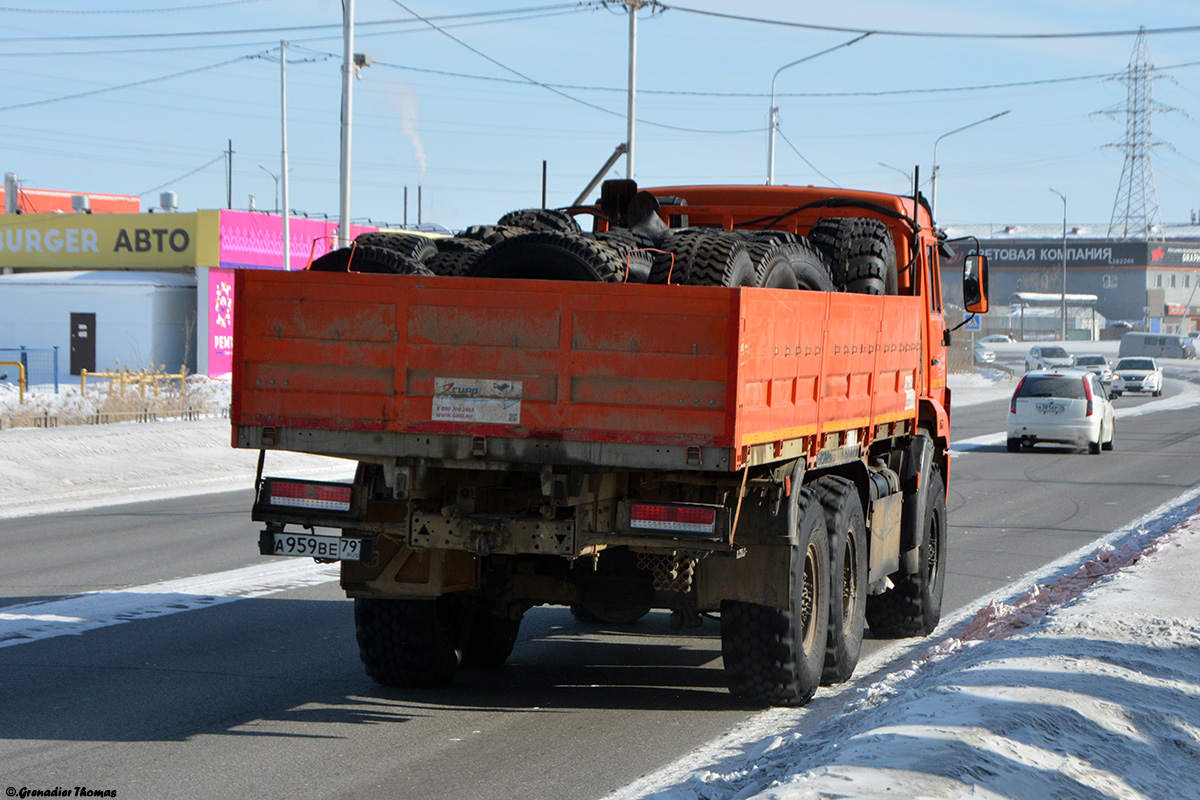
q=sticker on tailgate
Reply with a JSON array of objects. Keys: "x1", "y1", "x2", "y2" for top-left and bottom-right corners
[{"x1": 432, "y1": 378, "x2": 523, "y2": 425}]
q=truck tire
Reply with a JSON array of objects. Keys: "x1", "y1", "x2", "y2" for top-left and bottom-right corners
[
  {"x1": 813, "y1": 475, "x2": 867, "y2": 685},
  {"x1": 353, "y1": 595, "x2": 472, "y2": 687},
  {"x1": 497, "y1": 207, "x2": 582, "y2": 234},
  {"x1": 459, "y1": 224, "x2": 528, "y2": 246},
  {"x1": 748, "y1": 241, "x2": 800, "y2": 290},
  {"x1": 461, "y1": 610, "x2": 522, "y2": 669},
  {"x1": 866, "y1": 464, "x2": 947, "y2": 638},
  {"x1": 425, "y1": 249, "x2": 481, "y2": 277},
  {"x1": 353, "y1": 231, "x2": 438, "y2": 263},
  {"x1": 470, "y1": 230, "x2": 625, "y2": 282},
  {"x1": 588, "y1": 230, "x2": 655, "y2": 283},
  {"x1": 808, "y1": 217, "x2": 898, "y2": 295},
  {"x1": 649, "y1": 229, "x2": 758, "y2": 287},
  {"x1": 309, "y1": 244, "x2": 432, "y2": 276},
  {"x1": 720, "y1": 488, "x2": 829, "y2": 706},
  {"x1": 783, "y1": 239, "x2": 837, "y2": 292}
]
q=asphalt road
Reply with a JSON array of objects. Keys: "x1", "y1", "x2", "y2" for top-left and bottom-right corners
[{"x1": 2, "y1": 379, "x2": 1198, "y2": 800}]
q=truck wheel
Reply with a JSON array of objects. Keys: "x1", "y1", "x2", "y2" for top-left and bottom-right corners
[
  {"x1": 813, "y1": 476, "x2": 867, "y2": 685},
  {"x1": 353, "y1": 595, "x2": 472, "y2": 687},
  {"x1": 497, "y1": 207, "x2": 581, "y2": 234},
  {"x1": 461, "y1": 610, "x2": 522, "y2": 669},
  {"x1": 720, "y1": 488, "x2": 829, "y2": 706},
  {"x1": 807, "y1": 217, "x2": 898, "y2": 295},
  {"x1": 353, "y1": 231, "x2": 438, "y2": 263},
  {"x1": 649, "y1": 229, "x2": 757, "y2": 287},
  {"x1": 470, "y1": 230, "x2": 626, "y2": 282},
  {"x1": 866, "y1": 464, "x2": 947, "y2": 638}
]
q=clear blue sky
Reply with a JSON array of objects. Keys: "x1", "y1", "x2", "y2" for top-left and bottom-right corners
[{"x1": 3, "y1": 1, "x2": 1198, "y2": 232}]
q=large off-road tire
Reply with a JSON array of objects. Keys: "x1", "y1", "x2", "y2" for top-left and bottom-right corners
[
  {"x1": 459, "y1": 224, "x2": 528, "y2": 246},
  {"x1": 649, "y1": 229, "x2": 758, "y2": 287},
  {"x1": 434, "y1": 235, "x2": 488, "y2": 254},
  {"x1": 353, "y1": 595, "x2": 473, "y2": 687},
  {"x1": 588, "y1": 229, "x2": 656, "y2": 283},
  {"x1": 309, "y1": 244, "x2": 431, "y2": 275},
  {"x1": 470, "y1": 230, "x2": 626, "y2": 282},
  {"x1": 497, "y1": 207, "x2": 581, "y2": 234},
  {"x1": 866, "y1": 464, "x2": 947, "y2": 638},
  {"x1": 808, "y1": 217, "x2": 898, "y2": 295},
  {"x1": 814, "y1": 475, "x2": 867, "y2": 685},
  {"x1": 353, "y1": 231, "x2": 438, "y2": 263},
  {"x1": 784, "y1": 239, "x2": 837, "y2": 292},
  {"x1": 720, "y1": 488, "x2": 830, "y2": 707},
  {"x1": 461, "y1": 610, "x2": 522, "y2": 669},
  {"x1": 425, "y1": 249, "x2": 481, "y2": 277},
  {"x1": 748, "y1": 241, "x2": 800, "y2": 290}
]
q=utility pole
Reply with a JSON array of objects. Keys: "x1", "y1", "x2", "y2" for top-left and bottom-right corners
[
  {"x1": 281, "y1": 40, "x2": 291, "y2": 269},
  {"x1": 625, "y1": 1, "x2": 638, "y2": 180},
  {"x1": 1050, "y1": 188, "x2": 1067, "y2": 341},
  {"x1": 225, "y1": 139, "x2": 234, "y2": 209},
  {"x1": 338, "y1": 0, "x2": 355, "y2": 248}
]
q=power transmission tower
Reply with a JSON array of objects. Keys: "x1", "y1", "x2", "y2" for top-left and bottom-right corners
[{"x1": 1099, "y1": 27, "x2": 1178, "y2": 241}]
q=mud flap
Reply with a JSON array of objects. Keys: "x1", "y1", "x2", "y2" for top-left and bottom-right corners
[{"x1": 899, "y1": 435, "x2": 935, "y2": 577}]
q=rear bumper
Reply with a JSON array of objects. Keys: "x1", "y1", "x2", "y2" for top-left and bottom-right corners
[{"x1": 1006, "y1": 420, "x2": 1097, "y2": 445}]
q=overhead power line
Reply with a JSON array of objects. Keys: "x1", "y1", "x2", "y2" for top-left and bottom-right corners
[
  {"x1": 0, "y1": 4, "x2": 587, "y2": 42},
  {"x1": 0, "y1": 52, "x2": 262, "y2": 113},
  {"x1": 140, "y1": 154, "x2": 226, "y2": 196},
  {"x1": 660, "y1": 4, "x2": 1200, "y2": 40}
]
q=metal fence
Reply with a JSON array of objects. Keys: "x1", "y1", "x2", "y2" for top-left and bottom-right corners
[{"x1": 0, "y1": 346, "x2": 59, "y2": 393}]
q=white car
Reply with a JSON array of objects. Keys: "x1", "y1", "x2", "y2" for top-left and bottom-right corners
[
  {"x1": 1025, "y1": 344, "x2": 1075, "y2": 372},
  {"x1": 979, "y1": 334, "x2": 1014, "y2": 344},
  {"x1": 1110, "y1": 357, "x2": 1163, "y2": 397},
  {"x1": 1073, "y1": 354, "x2": 1113, "y2": 385},
  {"x1": 1007, "y1": 369, "x2": 1115, "y2": 454}
]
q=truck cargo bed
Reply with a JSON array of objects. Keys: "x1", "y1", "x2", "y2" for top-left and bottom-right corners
[{"x1": 232, "y1": 270, "x2": 925, "y2": 471}]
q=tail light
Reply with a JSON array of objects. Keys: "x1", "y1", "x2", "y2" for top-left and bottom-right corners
[
  {"x1": 265, "y1": 479, "x2": 353, "y2": 512},
  {"x1": 630, "y1": 502, "x2": 717, "y2": 534},
  {"x1": 1083, "y1": 377, "x2": 1095, "y2": 416},
  {"x1": 1010, "y1": 376, "x2": 1026, "y2": 414}
]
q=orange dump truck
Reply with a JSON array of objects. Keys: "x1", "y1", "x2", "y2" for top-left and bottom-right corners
[{"x1": 232, "y1": 180, "x2": 988, "y2": 706}]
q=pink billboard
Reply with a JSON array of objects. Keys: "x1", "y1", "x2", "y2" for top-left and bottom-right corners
[
  {"x1": 217, "y1": 211, "x2": 377, "y2": 271},
  {"x1": 206, "y1": 212, "x2": 378, "y2": 376}
]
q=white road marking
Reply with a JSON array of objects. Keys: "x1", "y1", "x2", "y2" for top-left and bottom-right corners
[{"x1": 0, "y1": 559, "x2": 338, "y2": 648}]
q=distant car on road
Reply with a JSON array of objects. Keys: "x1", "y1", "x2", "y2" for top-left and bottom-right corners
[
  {"x1": 1007, "y1": 369, "x2": 1115, "y2": 454},
  {"x1": 1111, "y1": 357, "x2": 1163, "y2": 397},
  {"x1": 1073, "y1": 354, "x2": 1113, "y2": 385},
  {"x1": 979, "y1": 334, "x2": 1014, "y2": 344},
  {"x1": 1025, "y1": 344, "x2": 1075, "y2": 372},
  {"x1": 973, "y1": 341, "x2": 996, "y2": 365}
]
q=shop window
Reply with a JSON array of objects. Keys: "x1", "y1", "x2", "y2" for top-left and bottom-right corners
[{"x1": 1102, "y1": 274, "x2": 1118, "y2": 289}]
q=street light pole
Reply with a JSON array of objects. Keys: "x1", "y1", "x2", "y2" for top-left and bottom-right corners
[
  {"x1": 259, "y1": 165, "x2": 280, "y2": 213},
  {"x1": 1050, "y1": 188, "x2": 1067, "y2": 342},
  {"x1": 930, "y1": 109, "x2": 1011, "y2": 222},
  {"x1": 766, "y1": 33, "x2": 871, "y2": 185}
]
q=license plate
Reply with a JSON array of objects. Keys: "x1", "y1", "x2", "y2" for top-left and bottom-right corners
[
  {"x1": 1035, "y1": 402, "x2": 1065, "y2": 414},
  {"x1": 268, "y1": 532, "x2": 366, "y2": 561}
]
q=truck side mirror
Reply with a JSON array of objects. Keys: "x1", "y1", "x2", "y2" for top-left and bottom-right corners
[{"x1": 963, "y1": 254, "x2": 989, "y2": 314}]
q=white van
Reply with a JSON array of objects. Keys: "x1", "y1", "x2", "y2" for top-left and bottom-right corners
[{"x1": 1118, "y1": 332, "x2": 1197, "y2": 359}]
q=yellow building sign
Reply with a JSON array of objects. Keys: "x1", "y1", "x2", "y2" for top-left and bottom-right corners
[{"x1": 0, "y1": 211, "x2": 219, "y2": 268}]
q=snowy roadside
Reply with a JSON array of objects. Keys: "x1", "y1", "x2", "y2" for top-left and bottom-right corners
[{"x1": 2, "y1": 373, "x2": 1198, "y2": 800}]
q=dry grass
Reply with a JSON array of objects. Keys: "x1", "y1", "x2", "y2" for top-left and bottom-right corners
[{"x1": 0, "y1": 369, "x2": 231, "y2": 430}]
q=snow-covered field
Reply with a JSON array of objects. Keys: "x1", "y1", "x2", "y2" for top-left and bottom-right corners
[{"x1": 2, "y1": 373, "x2": 1198, "y2": 799}]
